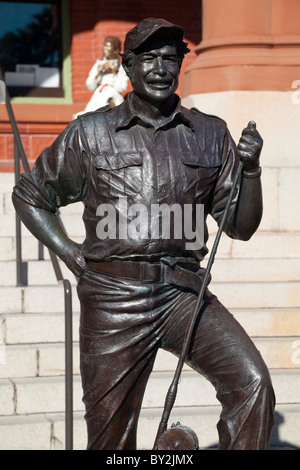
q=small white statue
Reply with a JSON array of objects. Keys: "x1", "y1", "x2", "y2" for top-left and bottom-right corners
[{"x1": 76, "y1": 36, "x2": 128, "y2": 116}]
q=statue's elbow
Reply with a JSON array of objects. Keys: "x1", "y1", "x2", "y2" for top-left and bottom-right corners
[
  {"x1": 235, "y1": 220, "x2": 261, "y2": 241},
  {"x1": 238, "y1": 231, "x2": 254, "y2": 242}
]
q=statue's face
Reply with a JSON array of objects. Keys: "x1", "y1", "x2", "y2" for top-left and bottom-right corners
[{"x1": 129, "y1": 41, "x2": 180, "y2": 103}]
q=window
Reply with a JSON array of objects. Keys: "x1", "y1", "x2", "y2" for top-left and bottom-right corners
[{"x1": 0, "y1": 0, "x2": 70, "y2": 101}]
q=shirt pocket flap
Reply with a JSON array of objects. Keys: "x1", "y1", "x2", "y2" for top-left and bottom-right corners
[
  {"x1": 94, "y1": 152, "x2": 143, "y2": 170},
  {"x1": 181, "y1": 153, "x2": 221, "y2": 168}
]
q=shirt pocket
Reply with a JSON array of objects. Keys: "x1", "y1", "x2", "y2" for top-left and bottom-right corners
[
  {"x1": 181, "y1": 154, "x2": 221, "y2": 200},
  {"x1": 94, "y1": 151, "x2": 143, "y2": 197}
]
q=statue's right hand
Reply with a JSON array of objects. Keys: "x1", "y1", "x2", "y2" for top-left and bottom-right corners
[{"x1": 237, "y1": 121, "x2": 263, "y2": 172}]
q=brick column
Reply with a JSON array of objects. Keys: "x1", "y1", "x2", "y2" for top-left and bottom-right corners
[{"x1": 182, "y1": 0, "x2": 300, "y2": 95}]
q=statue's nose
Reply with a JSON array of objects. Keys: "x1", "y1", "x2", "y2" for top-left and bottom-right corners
[{"x1": 153, "y1": 57, "x2": 167, "y2": 76}]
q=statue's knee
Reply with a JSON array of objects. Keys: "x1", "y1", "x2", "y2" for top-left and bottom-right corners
[{"x1": 250, "y1": 362, "x2": 275, "y2": 404}]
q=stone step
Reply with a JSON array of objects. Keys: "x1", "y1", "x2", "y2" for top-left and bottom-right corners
[
  {"x1": 1, "y1": 369, "x2": 299, "y2": 419},
  {"x1": 208, "y1": 257, "x2": 300, "y2": 282},
  {"x1": 0, "y1": 285, "x2": 81, "y2": 314},
  {"x1": 0, "y1": 212, "x2": 85, "y2": 239},
  {"x1": 0, "y1": 191, "x2": 15, "y2": 216},
  {"x1": 232, "y1": 308, "x2": 300, "y2": 337},
  {"x1": 0, "y1": 343, "x2": 81, "y2": 379},
  {"x1": 206, "y1": 230, "x2": 300, "y2": 259},
  {"x1": 0, "y1": 174, "x2": 14, "y2": 191},
  {"x1": 0, "y1": 376, "x2": 85, "y2": 417},
  {"x1": 0, "y1": 375, "x2": 84, "y2": 416},
  {"x1": 0, "y1": 401, "x2": 299, "y2": 450},
  {"x1": 0, "y1": 235, "x2": 84, "y2": 262},
  {"x1": 1, "y1": 313, "x2": 80, "y2": 345},
  {"x1": 210, "y1": 280, "x2": 300, "y2": 309},
  {"x1": 0, "y1": 411, "x2": 87, "y2": 450},
  {"x1": 0, "y1": 260, "x2": 77, "y2": 287},
  {"x1": 155, "y1": 339, "x2": 300, "y2": 371}
]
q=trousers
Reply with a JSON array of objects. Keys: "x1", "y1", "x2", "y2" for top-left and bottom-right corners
[{"x1": 77, "y1": 266, "x2": 275, "y2": 450}]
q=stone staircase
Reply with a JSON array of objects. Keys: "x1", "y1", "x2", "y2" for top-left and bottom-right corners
[{"x1": 0, "y1": 173, "x2": 299, "y2": 450}]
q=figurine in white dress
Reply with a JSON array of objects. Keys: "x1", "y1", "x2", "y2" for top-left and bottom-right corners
[{"x1": 77, "y1": 36, "x2": 128, "y2": 116}]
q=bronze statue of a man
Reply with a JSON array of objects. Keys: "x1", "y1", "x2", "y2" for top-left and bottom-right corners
[{"x1": 12, "y1": 18, "x2": 275, "y2": 450}]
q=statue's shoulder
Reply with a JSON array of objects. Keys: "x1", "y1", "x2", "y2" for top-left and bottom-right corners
[
  {"x1": 77, "y1": 104, "x2": 112, "y2": 122},
  {"x1": 190, "y1": 106, "x2": 227, "y2": 126},
  {"x1": 76, "y1": 105, "x2": 113, "y2": 134}
]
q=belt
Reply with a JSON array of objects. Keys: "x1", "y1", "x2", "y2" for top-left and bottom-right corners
[{"x1": 86, "y1": 258, "x2": 210, "y2": 293}]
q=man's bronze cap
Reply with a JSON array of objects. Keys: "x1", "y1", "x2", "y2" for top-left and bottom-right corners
[{"x1": 124, "y1": 18, "x2": 184, "y2": 51}]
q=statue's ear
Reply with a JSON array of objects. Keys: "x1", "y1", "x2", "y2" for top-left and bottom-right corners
[
  {"x1": 122, "y1": 62, "x2": 132, "y2": 79},
  {"x1": 119, "y1": 51, "x2": 134, "y2": 80}
]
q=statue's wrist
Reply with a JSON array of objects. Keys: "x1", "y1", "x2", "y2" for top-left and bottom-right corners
[{"x1": 242, "y1": 166, "x2": 262, "y2": 179}]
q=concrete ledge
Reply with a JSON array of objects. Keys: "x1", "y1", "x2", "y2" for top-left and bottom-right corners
[{"x1": 0, "y1": 414, "x2": 52, "y2": 450}]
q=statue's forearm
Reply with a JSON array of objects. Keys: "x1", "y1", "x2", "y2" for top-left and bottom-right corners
[{"x1": 232, "y1": 171, "x2": 263, "y2": 241}]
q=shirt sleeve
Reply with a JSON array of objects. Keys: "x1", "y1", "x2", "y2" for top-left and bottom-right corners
[
  {"x1": 13, "y1": 119, "x2": 89, "y2": 213},
  {"x1": 210, "y1": 127, "x2": 242, "y2": 238}
]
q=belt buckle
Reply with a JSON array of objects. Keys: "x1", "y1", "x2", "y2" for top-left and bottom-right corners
[
  {"x1": 139, "y1": 261, "x2": 163, "y2": 283},
  {"x1": 140, "y1": 261, "x2": 155, "y2": 283}
]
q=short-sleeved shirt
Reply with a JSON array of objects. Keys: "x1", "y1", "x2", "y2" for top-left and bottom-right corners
[{"x1": 13, "y1": 92, "x2": 241, "y2": 263}]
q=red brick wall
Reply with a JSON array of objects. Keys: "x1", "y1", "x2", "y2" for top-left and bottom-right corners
[
  {"x1": 0, "y1": 0, "x2": 202, "y2": 172},
  {"x1": 0, "y1": 123, "x2": 66, "y2": 171}
]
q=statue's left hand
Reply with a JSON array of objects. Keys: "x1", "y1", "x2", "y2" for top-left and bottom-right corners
[{"x1": 237, "y1": 121, "x2": 263, "y2": 172}]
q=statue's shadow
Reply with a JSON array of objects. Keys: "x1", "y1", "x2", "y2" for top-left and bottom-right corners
[{"x1": 269, "y1": 411, "x2": 299, "y2": 450}]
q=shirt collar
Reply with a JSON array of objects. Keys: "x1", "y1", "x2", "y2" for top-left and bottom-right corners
[{"x1": 115, "y1": 92, "x2": 193, "y2": 131}]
